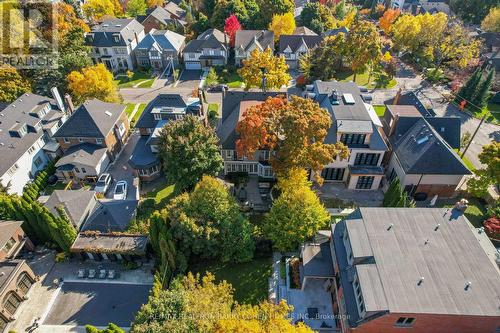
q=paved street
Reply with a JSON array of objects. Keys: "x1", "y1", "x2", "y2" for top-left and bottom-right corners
[{"x1": 372, "y1": 61, "x2": 499, "y2": 169}]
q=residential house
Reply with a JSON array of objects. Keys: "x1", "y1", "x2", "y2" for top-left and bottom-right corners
[
  {"x1": 0, "y1": 260, "x2": 36, "y2": 332},
  {"x1": 296, "y1": 207, "x2": 500, "y2": 333},
  {"x1": 41, "y1": 190, "x2": 98, "y2": 230},
  {"x1": 53, "y1": 100, "x2": 129, "y2": 181},
  {"x1": 234, "y1": 30, "x2": 274, "y2": 66},
  {"x1": 217, "y1": 91, "x2": 283, "y2": 179},
  {"x1": 323, "y1": 27, "x2": 349, "y2": 38},
  {"x1": 0, "y1": 91, "x2": 68, "y2": 195},
  {"x1": 86, "y1": 18, "x2": 145, "y2": 73},
  {"x1": 306, "y1": 81, "x2": 388, "y2": 190},
  {"x1": 164, "y1": 1, "x2": 187, "y2": 22},
  {"x1": 135, "y1": 28, "x2": 186, "y2": 72},
  {"x1": 381, "y1": 104, "x2": 471, "y2": 197},
  {"x1": 130, "y1": 94, "x2": 202, "y2": 181},
  {"x1": 0, "y1": 221, "x2": 34, "y2": 262},
  {"x1": 279, "y1": 34, "x2": 322, "y2": 69},
  {"x1": 183, "y1": 29, "x2": 229, "y2": 69},
  {"x1": 70, "y1": 200, "x2": 147, "y2": 261},
  {"x1": 137, "y1": 6, "x2": 185, "y2": 34},
  {"x1": 293, "y1": 26, "x2": 317, "y2": 35}
]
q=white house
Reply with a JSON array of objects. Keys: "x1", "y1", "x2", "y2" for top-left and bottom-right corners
[{"x1": 183, "y1": 29, "x2": 228, "y2": 69}]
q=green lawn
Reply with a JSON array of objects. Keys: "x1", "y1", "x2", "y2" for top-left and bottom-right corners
[
  {"x1": 208, "y1": 103, "x2": 219, "y2": 116},
  {"x1": 114, "y1": 72, "x2": 153, "y2": 88},
  {"x1": 441, "y1": 197, "x2": 488, "y2": 228},
  {"x1": 457, "y1": 101, "x2": 500, "y2": 125},
  {"x1": 189, "y1": 257, "x2": 272, "y2": 304},
  {"x1": 373, "y1": 105, "x2": 386, "y2": 117},
  {"x1": 131, "y1": 103, "x2": 147, "y2": 126},
  {"x1": 144, "y1": 180, "x2": 177, "y2": 205},
  {"x1": 334, "y1": 70, "x2": 397, "y2": 89},
  {"x1": 225, "y1": 73, "x2": 243, "y2": 88},
  {"x1": 453, "y1": 149, "x2": 476, "y2": 171},
  {"x1": 124, "y1": 103, "x2": 136, "y2": 117},
  {"x1": 43, "y1": 181, "x2": 68, "y2": 195}
]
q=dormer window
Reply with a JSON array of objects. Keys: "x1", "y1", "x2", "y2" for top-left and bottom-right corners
[
  {"x1": 113, "y1": 34, "x2": 121, "y2": 43},
  {"x1": 9, "y1": 123, "x2": 28, "y2": 138},
  {"x1": 86, "y1": 33, "x2": 94, "y2": 43}
]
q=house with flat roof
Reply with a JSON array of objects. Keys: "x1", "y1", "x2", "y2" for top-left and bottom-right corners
[
  {"x1": 183, "y1": 29, "x2": 229, "y2": 69},
  {"x1": 0, "y1": 91, "x2": 67, "y2": 195},
  {"x1": 305, "y1": 81, "x2": 388, "y2": 190},
  {"x1": 85, "y1": 18, "x2": 145, "y2": 73},
  {"x1": 296, "y1": 207, "x2": 500, "y2": 333},
  {"x1": 234, "y1": 30, "x2": 274, "y2": 66},
  {"x1": 53, "y1": 99, "x2": 129, "y2": 182},
  {"x1": 381, "y1": 104, "x2": 471, "y2": 197}
]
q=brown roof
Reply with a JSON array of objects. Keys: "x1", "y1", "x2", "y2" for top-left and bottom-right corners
[
  {"x1": 70, "y1": 232, "x2": 148, "y2": 255},
  {"x1": 0, "y1": 220, "x2": 23, "y2": 249}
]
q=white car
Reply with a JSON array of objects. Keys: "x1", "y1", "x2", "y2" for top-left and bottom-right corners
[
  {"x1": 113, "y1": 180, "x2": 128, "y2": 200},
  {"x1": 94, "y1": 173, "x2": 112, "y2": 194}
]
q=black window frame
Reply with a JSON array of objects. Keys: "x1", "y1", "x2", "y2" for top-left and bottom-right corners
[
  {"x1": 354, "y1": 153, "x2": 380, "y2": 166},
  {"x1": 321, "y1": 168, "x2": 345, "y2": 181},
  {"x1": 395, "y1": 317, "x2": 416, "y2": 327},
  {"x1": 356, "y1": 176, "x2": 375, "y2": 189},
  {"x1": 340, "y1": 133, "x2": 366, "y2": 145}
]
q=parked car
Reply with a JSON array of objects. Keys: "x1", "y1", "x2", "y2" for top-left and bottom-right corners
[
  {"x1": 94, "y1": 173, "x2": 113, "y2": 194},
  {"x1": 113, "y1": 180, "x2": 128, "y2": 200},
  {"x1": 208, "y1": 84, "x2": 228, "y2": 92}
]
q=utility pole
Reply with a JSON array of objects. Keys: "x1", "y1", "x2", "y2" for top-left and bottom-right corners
[{"x1": 460, "y1": 113, "x2": 487, "y2": 159}]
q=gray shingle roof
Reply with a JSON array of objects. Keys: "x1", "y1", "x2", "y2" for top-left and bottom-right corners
[
  {"x1": 55, "y1": 143, "x2": 108, "y2": 169},
  {"x1": 129, "y1": 136, "x2": 158, "y2": 169},
  {"x1": 0, "y1": 220, "x2": 23, "y2": 249},
  {"x1": 0, "y1": 93, "x2": 63, "y2": 176},
  {"x1": 323, "y1": 27, "x2": 349, "y2": 37},
  {"x1": 184, "y1": 29, "x2": 227, "y2": 53},
  {"x1": 134, "y1": 94, "x2": 188, "y2": 129},
  {"x1": 164, "y1": 1, "x2": 186, "y2": 19},
  {"x1": 43, "y1": 190, "x2": 97, "y2": 229},
  {"x1": 390, "y1": 117, "x2": 470, "y2": 175},
  {"x1": 279, "y1": 34, "x2": 322, "y2": 53},
  {"x1": 136, "y1": 29, "x2": 185, "y2": 53},
  {"x1": 293, "y1": 26, "x2": 318, "y2": 35},
  {"x1": 81, "y1": 200, "x2": 138, "y2": 233},
  {"x1": 86, "y1": 18, "x2": 144, "y2": 47},
  {"x1": 340, "y1": 207, "x2": 500, "y2": 317},
  {"x1": 54, "y1": 100, "x2": 125, "y2": 138},
  {"x1": 235, "y1": 30, "x2": 274, "y2": 52},
  {"x1": 138, "y1": 6, "x2": 174, "y2": 25}
]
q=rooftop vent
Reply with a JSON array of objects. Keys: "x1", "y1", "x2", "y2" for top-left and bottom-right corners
[
  {"x1": 343, "y1": 93, "x2": 355, "y2": 105},
  {"x1": 330, "y1": 89, "x2": 340, "y2": 105},
  {"x1": 387, "y1": 223, "x2": 394, "y2": 231},
  {"x1": 434, "y1": 223, "x2": 440, "y2": 231},
  {"x1": 416, "y1": 135, "x2": 429, "y2": 144},
  {"x1": 105, "y1": 111, "x2": 113, "y2": 117},
  {"x1": 465, "y1": 281, "x2": 472, "y2": 291},
  {"x1": 418, "y1": 277, "x2": 424, "y2": 286}
]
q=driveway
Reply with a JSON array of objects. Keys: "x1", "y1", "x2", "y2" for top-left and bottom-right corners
[
  {"x1": 175, "y1": 69, "x2": 202, "y2": 89},
  {"x1": 43, "y1": 282, "x2": 150, "y2": 327},
  {"x1": 104, "y1": 131, "x2": 139, "y2": 200}
]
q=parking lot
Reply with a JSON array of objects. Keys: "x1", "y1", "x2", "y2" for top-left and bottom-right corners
[{"x1": 43, "y1": 282, "x2": 151, "y2": 327}]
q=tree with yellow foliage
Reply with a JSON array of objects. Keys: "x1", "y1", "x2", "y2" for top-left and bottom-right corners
[
  {"x1": 82, "y1": 0, "x2": 116, "y2": 22},
  {"x1": 215, "y1": 300, "x2": 314, "y2": 332},
  {"x1": 146, "y1": 0, "x2": 165, "y2": 8},
  {"x1": 0, "y1": 65, "x2": 31, "y2": 103},
  {"x1": 55, "y1": 3, "x2": 90, "y2": 39},
  {"x1": 481, "y1": 7, "x2": 500, "y2": 32},
  {"x1": 238, "y1": 49, "x2": 291, "y2": 90},
  {"x1": 379, "y1": 8, "x2": 400, "y2": 34},
  {"x1": 66, "y1": 63, "x2": 121, "y2": 105},
  {"x1": 269, "y1": 13, "x2": 296, "y2": 41}
]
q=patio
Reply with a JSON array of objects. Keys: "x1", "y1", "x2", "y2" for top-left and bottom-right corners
[{"x1": 315, "y1": 182, "x2": 384, "y2": 207}]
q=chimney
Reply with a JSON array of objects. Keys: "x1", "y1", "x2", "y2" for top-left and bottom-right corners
[
  {"x1": 51, "y1": 87, "x2": 65, "y2": 113},
  {"x1": 393, "y1": 87, "x2": 402, "y2": 105},
  {"x1": 64, "y1": 94, "x2": 75, "y2": 114}
]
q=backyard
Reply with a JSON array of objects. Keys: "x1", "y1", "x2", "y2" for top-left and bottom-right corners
[
  {"x1": 189, "y1": 257, "x2": 272, "y2": 304},
  {"x1": 114, "y1": 72, "x2": 155, "y2": 88},
  {"x1": 434, "y1": 197, "x2": 488, "y2": 228},
  {"x1": 334, "y1": 69, "x2": 397, "y2": 89},
  {"x1": 373, "y1": 105, "x2": 386, "y2": 117}
]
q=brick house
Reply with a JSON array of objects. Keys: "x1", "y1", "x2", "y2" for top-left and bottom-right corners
[
  {"x1": 52, "y1": 100, "x2": 129, "y2": 182},
  {"x1": 0, "y1": 221, "x2": 34, "y2": 262}
]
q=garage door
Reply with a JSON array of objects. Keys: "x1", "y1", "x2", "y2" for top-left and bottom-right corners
[{"x1": 185, "y1": 62, "x2": 201, "y2": 70}]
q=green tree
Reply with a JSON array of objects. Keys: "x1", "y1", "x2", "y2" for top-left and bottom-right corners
[
  {"x1": 456, "y1": 67, "x2": 483, "y2": 103},
  {"x1": 238, "y1": 48, "x2": 291, "y2": 90},
  {"x1": 0, "y1": 65, "x2": 31, "y2": 103},
  {"x1": 126, "y1": 0, "x2": 147, "y2": 16},
  {"x1": 205, "y1": 67, "x2": 219, "y2": 86},
  {"x1": 345, "y1": 19, "x2": 381, "y2": 81},
  {"x1": 472, "y1": 68, "x2": 495, "y2": 108},
  {"x1": 211, "y1": 0, "x2": 248, "y2": 29},
  {"x1": 158, "y1": 116, "x2": 223, "y2": 190},
  {"x1": 450, "y1": 0, "x2": 498, "y2": 24},
  {"x1": 467, "y1": 142, "x2": 500, "y2": 197},
  {"x1": 300, "y1": 2, "x2": 336, "y2": 34},
  {"x1": 85, "y1": 323, "x2": 125, "y2": 333},
  {"x1": 258, "y1": 0, "x2": 295, "y2": 29},
  {"x1": 383, "y1": 178, "x2": 415, "y2": 207},
  {"x1": 306, "y1": 33, "x2": 347, "y2": 80},
  {"x1": 264, "y1": 169, "x2": 330, "y2": 251}
]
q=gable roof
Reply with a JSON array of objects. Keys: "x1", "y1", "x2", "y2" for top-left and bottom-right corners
[
  {"x1": 0, "y1": 93, "x2": 64, "y2": 176},
  {"x1": 81, "y1": 200, "x2": 138, "y2": 233},
  {"x1": 293, "y1": 26, "x2": 318, "y2": 35},
  {"x1": 391, "y1": 117, "x2": 470, "y2": 175},
  {"x1": 43, "y1": 190, "x2": 97, "y2": 228},
  {"x1": 54, "y1": 100, "x2": 125, "y2": 138},
  {"x1": 235, "y1": 30, "x2": 274, "y2": 52},
  {"x1": 135, "y1": 94, "x2": 188, "y2": 129},
  {"x1": 0, "y1": 220, "x2": 23, "y2": 249},
  {"x1": 279, "y1": 34, "x2": 323, "y2": 53},
  {"x1": 138, "y1": 6, "x2": 174, "y2": 25},
  {"x1": 86, "y1": 18, "x2": 144, "y2": 47},
  {"x1": 184, "y1": 29, "x2": 227, "y2": 53},
  {"x1": 136, "y1": 29, "x2": 185, "y2": 53},
  {"x1": 217, "y1": 91, "x2": 283, "y2": 149},
  {"x1": 55, "y1": 143, "x2": 108, "y2": 169},
  {"x1": 338, "y1": 207, "x2": 500, "y2": 317},
  {"x1": 164, "y1": 1, "x2": 186, "y2": 19}
]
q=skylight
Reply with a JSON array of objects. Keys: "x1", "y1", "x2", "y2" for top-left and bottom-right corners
[
  {"x1": 416, "y1": 136, "x2": 429, "y2": 144},
  {"x1": 343, "y1": 93, "x2": 355, "y2": 105}
]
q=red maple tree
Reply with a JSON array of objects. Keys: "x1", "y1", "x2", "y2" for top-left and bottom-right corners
[{"x1": 224, "y1": 14, "x2": 241, "y2": 47}]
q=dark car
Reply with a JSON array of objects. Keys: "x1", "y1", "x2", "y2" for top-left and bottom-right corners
[{"x1": 208, "y1": 84, "x2": 228, "y2": 92}]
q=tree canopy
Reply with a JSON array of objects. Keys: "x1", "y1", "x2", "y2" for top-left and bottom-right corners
[
  {"x1": 126, "y1": 0, "x2": 148, "y2": 17},
  {"x1": 158, "y1": 115, "x2": 223, "y2": 190},
  {"x1": 379, "y1": 8, "x2": 400, "y2": 34},
  {"x1": 269, "y1": 12, "x2": 296, "y2": 41},
  {"x1": 481, "y1": 7, "x2": 500, "y2": 32},
  {"x1": 383, "y1": 178, "x2": 416, "y2": 208},
  {"x1": 450, "y1": 0, "x2": 498, "y2": 24},
  {"x1": 300, "y1": 2, "x2": 336, "y2": 34},
  {"x1": 236, "y1": 95, "x2": 349, "y2": 181},
  {"x1": 238, "y1": 48, "x2": 291, "y2": 90},
  {"x1": 82, "y1": 0, "x2": 117, "y2": 22},
  {"x1": 264, "y1": 168, "x2": 330, "y2": 251},
  {"x1": 467, "y1": 142, "x2": 500, "y2": 197},
  {"x1": 258, "y1": 0, "x2": 295, "y2": 29},
  {"x1": 0, "y1": 65, "x2": 31, "y2": 103},
  {"x1": 66, "y1": 63, "x2": 121, "y2": 105},
  {"x1": 224, "y1": 14, "x2": 242, "y2": 47}
]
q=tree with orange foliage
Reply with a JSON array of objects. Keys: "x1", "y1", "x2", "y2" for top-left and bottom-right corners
[
  {"x1": 55, "y1": 3, "x2": 90, "y2": 39},
  {"x1": 146, "y1": 0, "x2": 164, "y2": 8},
  {"x1": 236, "y1": 95, "x2": 349, "y2": 182},
  {"x1": 223, "y1": 14, "x2": 241, "y2": 47},
  {"x1": 379, "y1": 8, "x2": 400, "y2": 34}
]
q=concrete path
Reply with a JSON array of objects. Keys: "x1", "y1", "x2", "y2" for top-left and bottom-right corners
[{"x1": 127, "y1": 103, "x2": 141, "y2": 121}]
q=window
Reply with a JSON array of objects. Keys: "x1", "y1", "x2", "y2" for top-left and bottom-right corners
[
  {"x1": 81, "y1": 167, "x2": 86, "y2": 173},
  {"x1": 96, "y1": 138, "x2": 103, "y2": 144},
  {"x1": 64, "y1": 137, "x2": 70, "y2": 143},
  {"x1": 189, "y1": 53, "x2": 195, "y2": 58},
  {"x1": 340, "y1": 133, "x2": 366, "y2": 145},
  {"x1": 17, "y1": 272, "x2": 33, "y2": 295},
  {"x1": 7, "y1": 164, "x2": 19, "y2": 176},
  {"x1": 78, "y1": 138, "x2": 84, "y2": 143},
  {"x1": 118, "y1": 122, "x2": 126, "y2": 136},
  {"x1": 354, "y1": 153, "x2": 380, "y2": 166},
  {"x1": 389, "y1": 168, "x2": 397, "y2": 182},
  {"x1": 113, "y1": 35, "x2": 120, "y2": 43},
  {"x1": 0, "y1": 316, "x2": 7, "y2": 332},
  {"x1": 321, "y1": 168, "x2": 345, "y2": 181},
  {"x1": 27, "y1": 145, "x2": 36, "y2": 154},
  {"x1": 395, "y1": 317, "x2": 415, "y2": 327},
  {"x1": 356, "y1": 176, "x2": 374, "y2": 189},
  {"x1": 74, "y1": 167, "x2": 80, "y2": 173},
  {"x1": 103, "y1": 48, "x2": 108, "y2": 55},
  {"x1": 154, "y1": 114, "x2": 162, "y2": 120},
  {"x1": 2, "y1": 237, "x2": 16, "y2": 252},
  {"x1": 34, "y1": 157, "x2": 43, "y2": 168},
  {"x1": 3, "y1": 292, "x2": 21, "y2": 315},
  {"x1": 225, "y1": 150, "x2": 233, "y2": 159}
]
